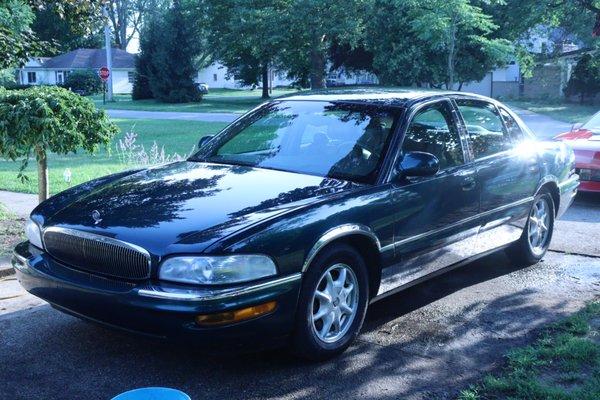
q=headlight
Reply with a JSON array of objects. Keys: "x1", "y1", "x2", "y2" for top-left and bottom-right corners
[
  {"x1": 159, "y1": 255, "x2": 277, "y2": 285},
  {"x1": 25, "y1": 219, "x2": 43, "y2": 249}
]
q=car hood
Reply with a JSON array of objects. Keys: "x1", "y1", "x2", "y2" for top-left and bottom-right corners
[{"x1": 44, "y1": 161, "x2": 356, "y2": 255}]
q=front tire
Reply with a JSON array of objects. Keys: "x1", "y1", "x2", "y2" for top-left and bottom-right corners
[
  {"x1": 507, "y1": 191, "x2": 555, "y2": 266},
  {"x1": 291, "y1": 243, "x2": 369, "y2": 360}
]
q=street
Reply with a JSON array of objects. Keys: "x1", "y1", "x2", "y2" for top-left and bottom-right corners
[{"x1": 1, "y1": 193, "x2": 598, "y2": 400}]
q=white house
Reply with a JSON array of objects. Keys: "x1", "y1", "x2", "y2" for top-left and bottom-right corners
[
  {"x1": 196, "y1": 62, "x2": 379, "y2": 89},
  {"x1": 17, "y1": 48, "x2": 136, "y2": 94}
]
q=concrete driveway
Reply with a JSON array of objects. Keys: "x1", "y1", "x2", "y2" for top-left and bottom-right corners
[
  {"x1": 512, "y1": 107, "x2": 573, "y2": 140},
  {"x1": 1, "y1": 193, "x2": 599, "y2": 400}
]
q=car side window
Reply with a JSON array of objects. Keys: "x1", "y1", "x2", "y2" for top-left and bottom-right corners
[
  {"x1": 456, "y1": 100, "x2": 512, "y2": 159},
  {"x1": 499, "y1": 107, "x2": 525, "y2": 142},
  {"x1": 402, "y1": 102, "x2": 464, "y2": 170}
]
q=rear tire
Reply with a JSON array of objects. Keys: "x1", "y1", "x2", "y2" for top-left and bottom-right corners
[
  {"x1": 506, "y1": 191, "x2": 555, "y2": 266},
  {"x1": 290, "y1": 243, "x2": 369, "y2": 361}
]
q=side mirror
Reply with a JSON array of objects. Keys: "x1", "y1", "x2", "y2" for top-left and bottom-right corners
[
  {"x1": 571, "y1": 122, "x2": 583, "y2": 132},
  {"x1": 397, "y1": 151, "x2": 440, "y2": 178},
  {"x1": 198, "y1": 135, "x2": 214, "y2": 149}
]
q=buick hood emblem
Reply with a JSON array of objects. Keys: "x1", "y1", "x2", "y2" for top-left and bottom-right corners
[{"x1": 91, "y1": 210, "x2": 102, "y2": 225}]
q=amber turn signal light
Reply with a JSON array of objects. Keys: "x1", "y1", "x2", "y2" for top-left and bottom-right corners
[{"x1": 195, "y1": 301, "x2": 277, "y2": 326}]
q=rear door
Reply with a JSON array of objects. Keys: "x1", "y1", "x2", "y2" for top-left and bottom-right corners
[{"x1": 454, "y1": 99, "x2": 538, "y2": 242}]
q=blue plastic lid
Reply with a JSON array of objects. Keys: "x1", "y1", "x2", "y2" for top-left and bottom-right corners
[{"x1": 111, "y1": 387, "x2": 191, "y2": 400}]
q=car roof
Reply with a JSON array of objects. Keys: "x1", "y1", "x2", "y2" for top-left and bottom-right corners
[{"x1": 278, "y1": 87, "x2": 494, "y2": 108}]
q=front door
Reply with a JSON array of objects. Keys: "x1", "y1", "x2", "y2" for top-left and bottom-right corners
[{"x1": 377, "y1": 100, "x2": 480, "y2": 296}]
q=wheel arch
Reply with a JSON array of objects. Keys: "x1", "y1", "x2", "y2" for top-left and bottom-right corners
[
  {"x1": 302, "y1": 224, "x2": 383, "y2": 298},
  {"x1": 536, "y1": 178, "x2": 560, "y2": 216}
]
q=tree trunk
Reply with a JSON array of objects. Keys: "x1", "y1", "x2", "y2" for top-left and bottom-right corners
[
  {"x1": 36, "y1": 146, "x2": 48, "y2": 203},
  {"x1": 261, "y1": 63, "x2": 270, "y2": 99},
  {"x1": 309, "y1": 48, "x2": 326, "y2": 89},
  {"x1": 446, "y1": 15, "x2": 458, "y2": 90}
]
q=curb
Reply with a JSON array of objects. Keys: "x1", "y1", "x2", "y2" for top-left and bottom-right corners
[
  {"x1": 0, "y1": 265, "x2": 15, "y2": 278},
  {"x1": 0, "y1": 255, "x2": 15, "y2": 278}
]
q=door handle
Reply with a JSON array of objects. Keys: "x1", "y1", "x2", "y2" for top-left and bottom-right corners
[{"x1": 461, "y1": 177, "x2": 476, "y2": 191}]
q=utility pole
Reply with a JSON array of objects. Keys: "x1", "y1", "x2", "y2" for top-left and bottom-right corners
[{"x1": 103, "y1": 5, "x2": 113, "y2": 102}]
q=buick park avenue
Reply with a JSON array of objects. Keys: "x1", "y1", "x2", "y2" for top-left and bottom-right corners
[{"x1": 13, "y1": 90, "x2": 578, "y2": 360}]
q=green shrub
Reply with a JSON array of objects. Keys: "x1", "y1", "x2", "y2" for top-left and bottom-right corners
[
  {"x1": 0, "y1": 69, "x2": 17, "y2": 88},
  {"x1": 63, "y1": 69, "x2": 103, "y2": 96},
  {"x1": 564, "y1": 53, "x2": 600, "y2": 104}
]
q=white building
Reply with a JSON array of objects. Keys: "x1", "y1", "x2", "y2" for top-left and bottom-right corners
[
  {"x1": 195, "y1": 62, "x2": 379, "y2": 89},
  {"x1": 17, "y1": 48, "x2": 136, "y2": 94}
]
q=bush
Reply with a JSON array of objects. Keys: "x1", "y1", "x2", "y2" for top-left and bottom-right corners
[
  {"x1": 0, "y1": 69, "x2": 17, "y2": 88},
  {"x1": 63, "y1": 69, "x2": 103, "y2": 96},
  {"x1": 564, "y1": 53, "x2": 600, "y2": 104}
]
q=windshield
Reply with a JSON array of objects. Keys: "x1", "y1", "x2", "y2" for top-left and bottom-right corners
[
  {"x1": 191, "y1": 101, "x2": 400, "y2": 183},
  {"x1": 582, "y1": 111, "x2": 600, "y2": 134}
]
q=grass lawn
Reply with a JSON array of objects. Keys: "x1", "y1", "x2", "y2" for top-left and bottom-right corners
[
  {"x1": 506, "y1": 99, "x2": 599, "y2": 124},
  {"x1": 459, "y1": 302, "x2": 600, "y2": 400},
  {"x1": 0, "y1": 202, "x2": 24, "y2": 257},
  {"x1": 91, "y1": 88, "x2": 302, "y2": 114},
  {"x1": 0, "y1": 118, "x2": 228, "y2": 195}
]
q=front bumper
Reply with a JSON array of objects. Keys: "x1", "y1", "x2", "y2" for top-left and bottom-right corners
[{"x1": 13, "y1": 242, "x2": 302, "y2": 350}]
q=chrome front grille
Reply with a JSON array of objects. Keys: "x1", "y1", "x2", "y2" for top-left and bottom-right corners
[{"x1": 43, "y1": 227, "x2": 151, "y2": 280}]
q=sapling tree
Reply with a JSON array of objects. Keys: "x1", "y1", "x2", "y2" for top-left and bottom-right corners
[{"x1": 0, "y1": 86, "x2": 118, "y2": 202}]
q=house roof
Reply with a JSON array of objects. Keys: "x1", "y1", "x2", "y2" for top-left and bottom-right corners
[{"x1": 42, "y1": 48, "x2": 135, "y2": 70}]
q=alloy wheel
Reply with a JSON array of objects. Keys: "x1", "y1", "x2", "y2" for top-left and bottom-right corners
[
  {"x1": 310, "y1": 263, "x2": 359, "y2": 344},
  {"x1": 528, "y1": 197, "x2": 551, "y2": 256}
]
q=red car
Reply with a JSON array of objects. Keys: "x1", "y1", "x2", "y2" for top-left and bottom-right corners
[{"x1": 555, "y1": 111, "x2": 600, "y2": 192}]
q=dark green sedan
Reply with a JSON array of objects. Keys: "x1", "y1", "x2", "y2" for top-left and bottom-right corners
[{"x1": 13, "y1": 90, "x2": 579, "y2": 360}]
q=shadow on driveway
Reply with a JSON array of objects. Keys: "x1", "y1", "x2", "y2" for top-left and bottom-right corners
[{"x1": 3, "y1": 249, "x2": 597, "y2": 400}]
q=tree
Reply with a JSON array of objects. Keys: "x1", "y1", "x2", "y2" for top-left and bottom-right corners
[
  {"x1": 279, "y1": 0, "x2": 366, "y2": 89},
  {"x1": 31, "y1": 6, "x2": 103, "y2": 56},
  {"x1": 143, "y1": 0, "x2": 203, "y2": 103},
  {"x1": 564, "y1": 53, "x2": 600, "y2": 103},
  {"x1": 364, "y1": 0, "x2": 511, "y2": 88},
  {"x1": 0, "y1": 0, "x2": 103, "y2": 68},
  {"x1": 365, "y1": 0, "x2": 444, "y2": 86},
  {"x1": 104, "y1": 0, "x2": 162, "y2": 50},
  {"x1": 410, "y1": 0, "x2": 511, "y2": 89},
  {"x1": 205, "y1": 0, "x2": 288, "y2": 98},
  {"x1": 0, "y1": 86, "x2": 118, "y2": 202}
]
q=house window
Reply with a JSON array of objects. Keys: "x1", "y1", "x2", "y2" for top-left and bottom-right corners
[
  {"x1": 128, "y1": 71, "x2": 135, "y2": 83},
  {"x1": 27, "y1": 72, "x2": 36, "y2": 84},
  {"x1": 213, "y1": 73, "x2": 218, "y2": 82}
]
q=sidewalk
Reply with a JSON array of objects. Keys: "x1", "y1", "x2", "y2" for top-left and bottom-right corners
[
  {"x1": 0, "y1": 190, "x2": 37, "y2": 218},
  {"x1": 106, "y1": 109, "x2": 238, "y2": 123}
]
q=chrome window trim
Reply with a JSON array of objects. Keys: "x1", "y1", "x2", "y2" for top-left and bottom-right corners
[
  {"x1": 383, "y1": 98, "x2": 467, "y2": 183},
  {"x1": 137, "y1": 272, "x2": 301, "y2": 302},
  {"x1": 42, "y1": 226, "x2": 152, "y2": 268},
  {"x1": 302, "y1": 224, "x2": 382, "y2": 272}
]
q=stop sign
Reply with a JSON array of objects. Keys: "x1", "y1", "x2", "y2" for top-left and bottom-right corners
[{"x1": 99, "y1": 66, "x2": 110, "y2": 82}]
